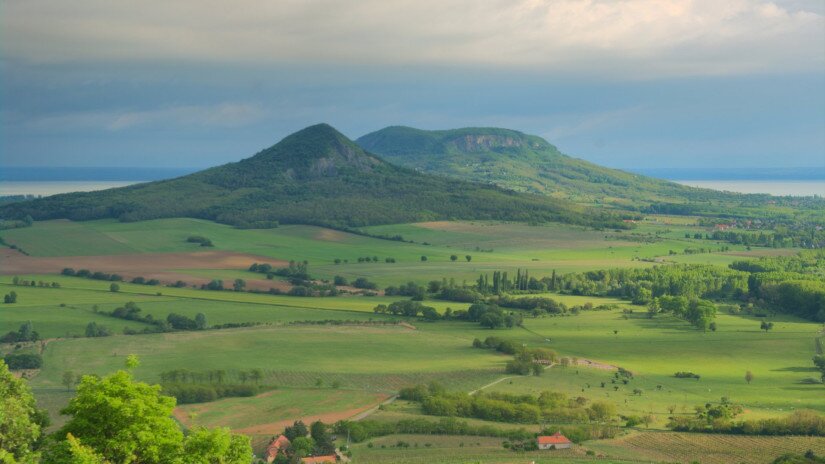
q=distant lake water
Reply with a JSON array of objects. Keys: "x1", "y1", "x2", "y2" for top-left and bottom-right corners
[
  {"x1": 0, "y1": 181, "x2": 144, "y2": 196},
  {"x1": 1, "y1": 178, "x2": 823, "y2": 198},
  {"x1": 674, "y1": 180, "x2": 825, "y2": 197}
]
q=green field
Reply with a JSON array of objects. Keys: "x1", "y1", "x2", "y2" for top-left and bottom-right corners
[
  {"x1": 14, "y1": 275, "x2": 822, "y2": 431},
  {"x1": 1, "y1": 217, "x2": 822, "y2": 464},
  {"x1": 176, "y1": 387, "x2": 387, "y2": 432},
  {"x1": 0, "y1": 217, "x2": 765, "y2": 286}
]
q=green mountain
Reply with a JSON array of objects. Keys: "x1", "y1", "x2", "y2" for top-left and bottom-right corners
[
  {"x1": 356, "y1": 126, "x2": 732, "y2": 209},
  {"x1": 0, "y1": 124, "x2": 625, "y2": 229}
]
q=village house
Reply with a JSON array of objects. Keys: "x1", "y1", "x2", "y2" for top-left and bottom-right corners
[
  {"x1": 265, "y1": 435, "x2": 291, "y2": 463},
  {"x1": 300, "y1": 455, "x2": 337, "y2": 464},
  {"x1": 536, "y1": 432, "x2": 572, "y2": 450}
]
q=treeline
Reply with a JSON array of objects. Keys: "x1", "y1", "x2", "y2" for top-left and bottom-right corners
[
  {"x1": 333, "y1": 416, "x2": 616, "y2": 446},
  {"x1": 333, "y1": 256, "x2": 398, "y2": 264},
  {"x1": 249, "y1": 260, "x2": 310, "y2": 280},
  {"x1": 555, "y1": 265, "x2": 748, "y2": 304},
  {"x1": 249, "y1": 261, "x2": 340, "y2": 296},
  {"x1": 695, "y1": 218, "x2": 825, "y2": 249},
  {"x1": 1, "y1": 321, "x2": 40, "y2": 343},
  {"x1": 333, "y1": 417, "x2": 533, "y2": 443},
  {"x1": 731, "y1": 250, "x2": 825, "y2": 321},
  {"x1": 102, "y1": 302, "x2": 209, "y2": 334},
  {"x1": 669, "y1": 401, "x2": 824, "y2": 436},
  {"x1": 373, "y1": 301, "x2": 439, "y2": 320},
  {"x1": 373, "y1": 296, "x2": 588, "y2": 329},
  {"x1": 62, "y1": 267, "x2": 125, "y2": 282},
  {"x1": 159, "y1": 368, "x2": 266, "y2": 404},
  {"x1": 61, "y1": 267, "x2": 165, "y2": 286},
  {"x1": 159, "y1": 368, "x2": 263, "y2": 384},
  {"x1": 10, "y1": 276, "x2": 61, "y2": 288},
  {"x1": 399, "y1": 383, "x2": 617, "y2": 425},
  {"x1": 458, "y1": 303, "x2": 523, "y2": 329},
  {"x1": 162, "y1": 383, "x2": 258, "y2": 404},
  {"x1": 652, "y1": 296, "x2": 718, "y2": 331},
  {"x1": 475, "y1": 269, "x2": 537, "y2": 293},
  {"x1": 0, "y1": 214, "x2": 33, "y2": 230}
]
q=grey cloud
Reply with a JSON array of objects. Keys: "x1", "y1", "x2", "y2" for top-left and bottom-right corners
[{"x1": 1, "y1": 0, "x2": 822, "y2": 78}]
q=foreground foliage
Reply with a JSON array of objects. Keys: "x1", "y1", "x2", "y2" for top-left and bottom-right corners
[{"x1": 0, "y1": 359, "x2": 252, "y2": 464}]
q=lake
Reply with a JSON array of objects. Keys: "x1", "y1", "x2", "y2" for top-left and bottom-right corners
[
  {"x1": 1, "y1": 179, "x2": 823, "y2": 198},
  {"x1": 674, "y1": 180, "x2": 825, "y2": 197},
  {"x1": 0, "y1": 181, "x2": 144, "y2": 196}
]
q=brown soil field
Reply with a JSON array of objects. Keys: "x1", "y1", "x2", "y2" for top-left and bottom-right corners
[
  {"x1": 313, "y1": 229, "x2": 349, "y2": 242},
  {"x1": 0, "y1": 248, "x2": 289, "y2": 291}
]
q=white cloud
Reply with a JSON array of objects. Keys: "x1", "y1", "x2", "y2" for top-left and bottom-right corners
[
  {"x1": 15, "y1": 103, "x2": 267, "y2": 131},
  {"x1": 1, "y1": 0, "x2": 822, "y2": 77}
]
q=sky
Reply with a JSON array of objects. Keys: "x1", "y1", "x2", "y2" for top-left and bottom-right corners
[{"x1": 1, "y1": 0, "x2": 824, "y2": 170}]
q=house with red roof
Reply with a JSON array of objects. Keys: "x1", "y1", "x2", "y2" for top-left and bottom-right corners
[
  {"x1": 265, "y1": 435, "x2": 291, "y2": 463},
  {"x1": 537, "y1": 432, "x2": 572, "y2": 450},
  {"x1": 300, "y1": 455, "x2": 337, "y2": 464}
]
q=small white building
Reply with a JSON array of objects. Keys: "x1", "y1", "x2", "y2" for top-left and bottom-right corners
[{"x1": 537, "y1": 432, "x2": 572, "y2": 450}]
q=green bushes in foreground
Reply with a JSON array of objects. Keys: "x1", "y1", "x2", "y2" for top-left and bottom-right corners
[{"x1": 1, "y1": 358, "x2": 252, "y2": 463}]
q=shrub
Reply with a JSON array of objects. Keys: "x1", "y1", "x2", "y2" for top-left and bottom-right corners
[{"x1": 4, "y1": 353, "x2": 43, "y2": 370}]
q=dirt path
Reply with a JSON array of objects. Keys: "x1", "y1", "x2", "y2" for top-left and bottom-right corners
[
  {"x1": 469, "y1": 375, "x2": 520, "y2": 395},
  {"x1": 348, "y1": 395, "x2": 398, "y2": 421},
  {"x1": 468, "y1": 358, "x2": 617, "y2": 396},
  {"x1": 575, "y1": 358, "x2": 619, "y2": 371}
]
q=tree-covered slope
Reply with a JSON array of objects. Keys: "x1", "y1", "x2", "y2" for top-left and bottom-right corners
[
  {"x1": 356, "y1": 126, "x2": 819, "y2": 215},
  {"x1": 0, "y1": 124, "x2": 624, "y2": 229}
]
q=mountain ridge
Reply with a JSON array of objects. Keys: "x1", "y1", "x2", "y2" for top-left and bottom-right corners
[
  {"x1": 0, "y1": 124, "x2": 625, "y2": 229},
  {"x1": 356, "y1": 125, "x2": 695, "y2": 207}
]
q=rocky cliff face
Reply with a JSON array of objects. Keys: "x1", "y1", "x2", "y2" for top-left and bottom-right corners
[{"x1": 447, "y1": 134, "x2": 524, "y2": 152}]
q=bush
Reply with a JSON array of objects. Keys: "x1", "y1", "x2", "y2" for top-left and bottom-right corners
[
  {"x1": 353, "y1": 277, "x2": 378, "y2": 290},
  {"x1": 186, "y1": 236, "x2": 214, "y2": 247},
  {"x1": 4, "y1": 353, "x2": 43, "y2": 369}
]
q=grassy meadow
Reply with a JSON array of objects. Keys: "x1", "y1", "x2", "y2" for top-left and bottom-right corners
[
  {"x1": 0, "y1": 217, "x2": 766, "y2": 286},
  {"x1": 1, "y1": 217, "x2": 822, "y2": 463}
]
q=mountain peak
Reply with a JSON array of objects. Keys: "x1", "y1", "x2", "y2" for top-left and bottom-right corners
[{"x1": 229, "y1": 123, "x2": 381, "y2": 181}]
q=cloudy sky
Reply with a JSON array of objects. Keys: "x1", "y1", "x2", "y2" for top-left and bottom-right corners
[{"x1": 1, "y1": 0, "x2": 824, "y2": 170}]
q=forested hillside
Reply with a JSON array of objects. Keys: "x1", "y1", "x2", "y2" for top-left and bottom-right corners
[
  {"x1": 0, "y1": 124, "x2": 625, "y2": 229},
  {"x1": 357, "y1": 126, "x2": 825, "y2": 221}
]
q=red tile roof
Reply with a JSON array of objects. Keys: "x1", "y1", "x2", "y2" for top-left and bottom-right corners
[
  {"x1": 266, "y1": 435, "x2": 291, "y2": 460},
  {"x1": 537, "y1": 432, "x2": 571, "y2": 445},
  {"x1": 301, "y1": 456, "x2": 337, "y2": 464}
]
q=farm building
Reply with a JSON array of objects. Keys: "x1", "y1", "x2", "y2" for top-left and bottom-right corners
[
  {"x1": 265, "y1": 435, "x2": 291, "y2": 463},
  {"x1": 300, "y1": 455, "x2": 337, "y2": 464},
  {"x1": 537, "y1": 432, "x2": 572, "y2": 450}
]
